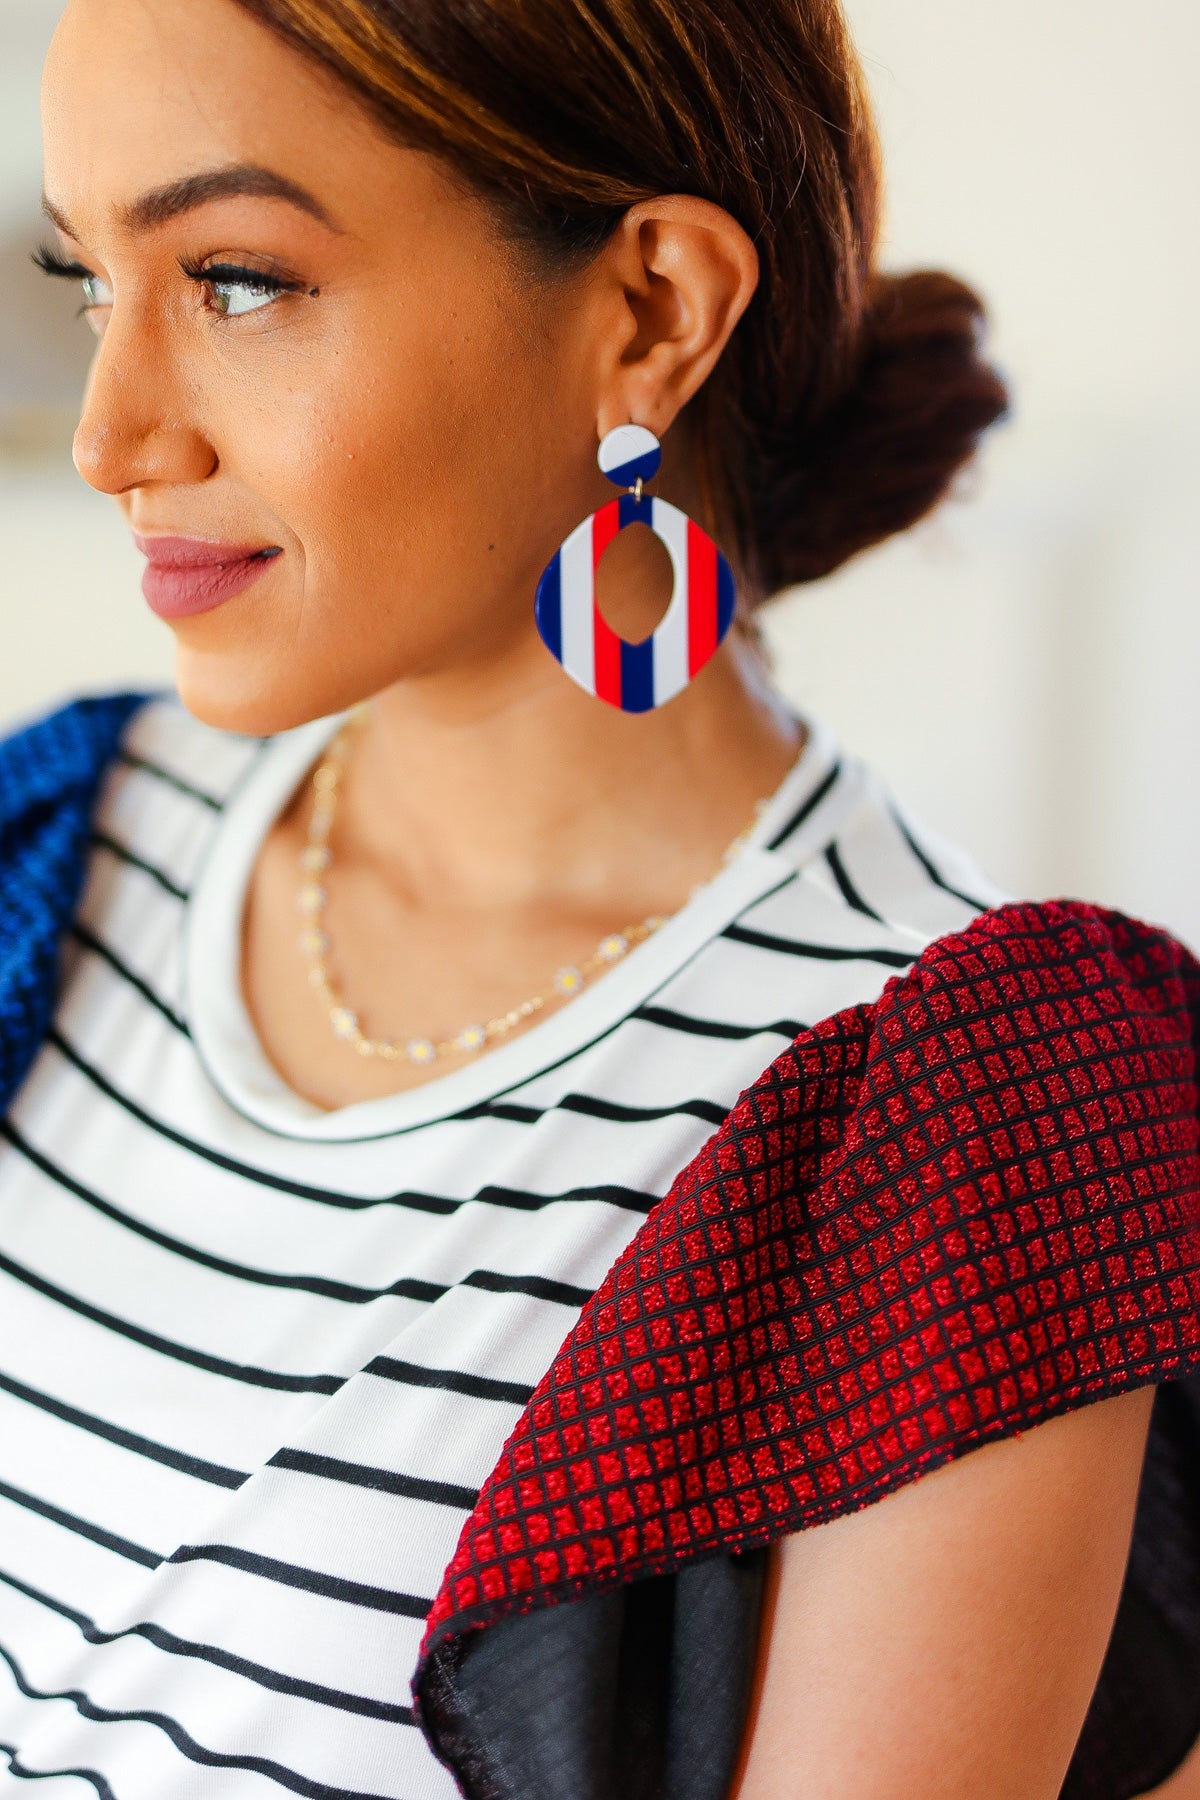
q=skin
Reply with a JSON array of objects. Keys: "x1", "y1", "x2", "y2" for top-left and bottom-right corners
[
  {"x1": 730, "y1": 1387, "x2": 1158, "y2": 1800},
  {"x1": 42, "y1": 0, "x2": 801, "y2": 1106},
  {"x1": 39, "y1": 1, "x2": 1170, "y2": 1791}
]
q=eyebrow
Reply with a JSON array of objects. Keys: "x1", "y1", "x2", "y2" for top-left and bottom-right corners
[{"x1": 42, "y1": 163, "x2": 342, "y2": 239}]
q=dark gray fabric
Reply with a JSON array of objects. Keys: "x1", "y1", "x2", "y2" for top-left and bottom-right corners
[
  {"x1": 419, "y1": 1551, "x2": 766, "y2": 1800},
  {"x1": 1062, "y1": 1379, "x2": 1200, "y2": 1798}
]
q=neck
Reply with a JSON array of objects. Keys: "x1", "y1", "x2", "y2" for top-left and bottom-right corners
[{"x1": 336, "y1": 624, "x2": 804, "y2": 922}]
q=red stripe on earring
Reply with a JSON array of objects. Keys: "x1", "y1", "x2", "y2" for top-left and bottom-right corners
[
  {"x1": 592, "y1": 500, "x2": 623, "y2": 707},
  {"x1": 592, "y1": 497, "x2": 621, "y2": 569},
  {"x1": 686, "y1": 519, "x2": 718, "y2": 676}
]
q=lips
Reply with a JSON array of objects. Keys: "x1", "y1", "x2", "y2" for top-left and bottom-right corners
[{"x1": 132, "y1": 533, "x2": 282, "y2": 619}]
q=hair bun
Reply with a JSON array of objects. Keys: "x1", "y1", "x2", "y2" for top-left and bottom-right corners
[{"x1": 756, "y1": 270, "x2": 1009, "y2": 593}]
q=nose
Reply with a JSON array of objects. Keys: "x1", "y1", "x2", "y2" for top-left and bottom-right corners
[{"x1": 72, "y1": 301, "x2": 217, "y2": 495}]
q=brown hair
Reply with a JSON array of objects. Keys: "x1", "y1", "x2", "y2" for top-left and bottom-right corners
[{"x1": 231, "y1": 0, "x2": 1008, "y2": 602}]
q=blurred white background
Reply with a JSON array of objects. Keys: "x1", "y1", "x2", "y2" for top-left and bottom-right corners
[{"x1": 1, "y1": 0, "x2": 1198, "y2": 946}]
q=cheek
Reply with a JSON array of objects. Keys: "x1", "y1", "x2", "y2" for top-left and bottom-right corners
[
  {"x1": 257, "y1": 314, "x2": 571, "y2": 649},
  {"x1": 183, "y1": 276, "x2": 592, "y2": 735}
]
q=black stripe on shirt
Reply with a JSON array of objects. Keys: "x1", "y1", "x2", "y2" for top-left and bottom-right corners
[
  {"x1": 0, "y1": 1473, "x2": 159, "y2": 1570},
  {"x1": 43, "y1": 1029, "x2": 653, "y2": 1219},
  {"x1": 2, "y1": 1122, "x2": 603, "y2": 1325},
  {"x1": 461, "y1": 1268, "x2": 592, "y2": 1308},
  {"x1": 632, "y1": 1003, "x2": 806, "y2": 1042},
  {"x1": 115, "y1": 747, "x2": 225, "y2": 811},
  {"x1": 465, "y1": 1092, "x2": 728, "y2": 1128},
  {"x1": 722, "y1": 921, "x2": 916, "y2": 968},
  {"x1": 166, "y1": 1542, "x2": 432, "y2": 1620},
  {"x1": 764, "y1": 757, "x2": 843, "y2": 852},
  {"x1": 70, "y1": 920, "x2": 190, "y2": 1036},
  {"x1": 0, "y1": 1737, "x2": 115, "y2": 1800},
  {"x1": 0, "y1": 1564, "x2": 415, "y2": 1725},
  {"x1": 0, "y1": 1246, "x2": 344, "y2": 1395},
  {"x1": 886, "y1": 802, "x2": 991, "y2": 912},
  {"x1": 89, "y1": 827, "x2": 189, "y2": 902},
  {"x1": 0, "y1": 1118, "x2": 446, "y2": 1305},
  {"x1": 0, "y1": 1639, "x2": 399, "y2": 1800},
  {"x1": 823, "y1": 842, "x2": 887, "y2": 923},
  {"x1": 471, "y1": 1181, "x2": 653, "y2": 1215},
  {"x1": 267, "y1": 1447, "x2": 477, "y2": 1513},
  {"x1": 44, "y1": 1030, "x2": 460, "y2": 1211},
  {"x1": 0, "y1": 1365, "x2": 245, "y2": 1490},
  {"x1": 564, "y1": 1091, "x2": 729, "y2": 1128},
  {"x1": 365, "y1": 1355, "x2": 534, "y2": 1408}
]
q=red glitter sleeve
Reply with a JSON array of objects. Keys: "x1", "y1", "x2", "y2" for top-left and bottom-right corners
[{"x1": 414, "y1": 897, "x2": 1200, "y2": 1795}]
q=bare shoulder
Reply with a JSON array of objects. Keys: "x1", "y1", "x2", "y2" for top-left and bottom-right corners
[{"x1": 732, "y1": 1387, "x2": 1156, "y2": 1800}]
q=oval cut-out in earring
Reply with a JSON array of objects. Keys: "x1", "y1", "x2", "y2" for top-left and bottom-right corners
[{"x1": 534, "y1": 426, "x2": 737, "y2": 714}]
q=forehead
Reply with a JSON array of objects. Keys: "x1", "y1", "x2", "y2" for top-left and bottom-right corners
[{"x1": 39, "y1": 0, "x2": 440, "y2": 241}]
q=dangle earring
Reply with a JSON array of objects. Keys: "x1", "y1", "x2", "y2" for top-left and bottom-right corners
[{"x1": 534, "y1": 423, "x2": 737, "y2": 713}]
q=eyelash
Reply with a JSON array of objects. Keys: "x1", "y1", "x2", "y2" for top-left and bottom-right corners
[
  {"x1": 31, "y1": 243, "x2": 92, "y2": 294},
  {"x1": 31, "y1": 241, "x2": 307, "y2": 316},
  {"x1": 176, "y1": 253, "x2": 303, "y2": 306}
]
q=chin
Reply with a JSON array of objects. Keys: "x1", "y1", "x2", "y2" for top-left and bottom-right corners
[{"x1": 171, "y1": 648, "x2": 348, "y2": 741}]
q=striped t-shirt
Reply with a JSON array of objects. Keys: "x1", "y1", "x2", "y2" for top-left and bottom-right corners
[{"x1": 0, "y1": 691, "x2": 1013, "y2": 1798}]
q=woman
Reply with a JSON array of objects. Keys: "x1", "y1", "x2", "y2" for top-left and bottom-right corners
[{"x1": 3, "y1": 0, "x2": 1199, "y2": 1794}]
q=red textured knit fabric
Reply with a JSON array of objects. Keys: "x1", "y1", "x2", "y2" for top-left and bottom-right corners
[{"x1": 415, "y1": 897, "x2": 1200, "y2": 1666}]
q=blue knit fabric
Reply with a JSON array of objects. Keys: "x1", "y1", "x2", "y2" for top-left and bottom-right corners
[{"x1": 0, "y1": 689, "x2": 154, "y2": 1117}]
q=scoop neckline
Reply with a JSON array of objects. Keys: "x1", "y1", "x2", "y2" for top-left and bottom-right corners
[{"x1": 183, "y1": 701, "x2": 850, "y2": 1141}]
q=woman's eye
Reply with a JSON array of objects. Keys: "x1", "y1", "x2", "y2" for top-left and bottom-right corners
[
  {"x1": 179, "y1": 260, "x2": 297, "y2": 317},
  {"x1": 206, "y1": 276, "x2": 281, "y2": 317},
  {"x1": 29, "y1": 246, "x2": 114, "y2": 317},
  {"x1": 81, "y1": 273, "x2": 113, "y2": 309}
]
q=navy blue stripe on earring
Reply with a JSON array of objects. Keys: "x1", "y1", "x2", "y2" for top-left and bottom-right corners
[
  {"x1": 619, "y1": 637, "x2": 655, "y2": 713},
  {"x1": 618, "y1": 493, "x2": 654, "y2": 529},
  {"x1": 534, "y1": 556, "x2": 562, "y2": 662},
  {"x1": 717, "y1": 556, "x2": 736, "y2": 639},
  {"x1": 604, "y1": 450, "x2": 661, "y2": 488}
]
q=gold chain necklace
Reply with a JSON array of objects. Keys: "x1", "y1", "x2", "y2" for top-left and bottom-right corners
[{"x1": 296, "y1": 706, "x2": 776, "y2": 1065}]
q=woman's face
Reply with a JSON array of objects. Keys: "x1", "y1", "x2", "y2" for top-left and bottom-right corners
[{"x1": 39, "y1": 0, "x2": 635, "y2": 734}]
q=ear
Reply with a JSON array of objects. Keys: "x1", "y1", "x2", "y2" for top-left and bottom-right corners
[{"x1": 592, "y1": 195, "x2": 760, "y2": 441}]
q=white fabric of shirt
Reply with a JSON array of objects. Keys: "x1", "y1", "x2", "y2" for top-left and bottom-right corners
[{"x1": 0, "y1": 693, "x2": 1013, "y2": 1797}]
